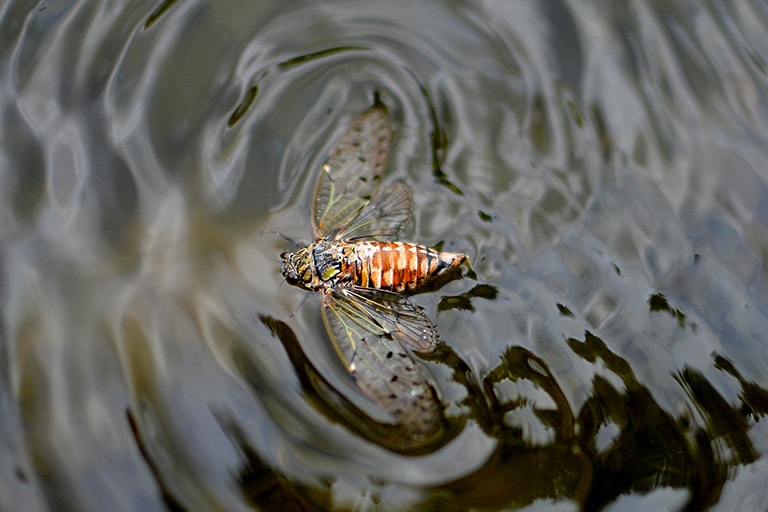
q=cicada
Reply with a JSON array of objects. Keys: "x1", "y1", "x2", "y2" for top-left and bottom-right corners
[{"x1": 280, "y1": 103, "x2": 467, "y2": 439}]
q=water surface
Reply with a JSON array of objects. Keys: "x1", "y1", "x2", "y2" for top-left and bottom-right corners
[{"x1": 1, "y1": 1, "x2": 768, "y2": 510}]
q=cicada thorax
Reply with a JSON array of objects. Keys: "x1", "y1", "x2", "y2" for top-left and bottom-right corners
[{"x1": 352, "y1": 241, "x2": 466, "y2": 293}]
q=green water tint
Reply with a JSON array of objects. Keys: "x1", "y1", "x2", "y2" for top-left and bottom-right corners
[{"x1": 252, "y1": 315, "x2": 768, "y2": 510}]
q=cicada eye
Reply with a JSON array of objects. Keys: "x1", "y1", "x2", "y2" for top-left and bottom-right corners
[
  {"x1": 281, "y1": 264, "x2": 300, "y2": 286},
  {"x1": 280, "y1": 251, "x2": 290, "y2": 259}
]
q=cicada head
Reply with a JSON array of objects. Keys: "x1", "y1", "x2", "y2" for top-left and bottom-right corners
[{"x1": 280, "y1": 247, "x2": 315, "y2": 290}]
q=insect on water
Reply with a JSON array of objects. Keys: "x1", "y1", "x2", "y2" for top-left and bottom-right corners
[{"x1": 280, "y1": 102, "x2": 468, "y2": 440}]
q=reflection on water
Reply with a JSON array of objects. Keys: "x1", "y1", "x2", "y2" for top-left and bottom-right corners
[{"x1": 2, "y1": 0, "x2": 768, "y2": 510}]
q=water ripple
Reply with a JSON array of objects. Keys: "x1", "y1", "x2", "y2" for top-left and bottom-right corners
[{"x1": 1, "y1": 0, "x2": 768, "y2": 510}]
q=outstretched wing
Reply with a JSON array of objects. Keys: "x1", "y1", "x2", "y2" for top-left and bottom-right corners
[
  {"x1": 320, "y1": 286, "x2": 440, "y2": 436},
  {"x1": 337, "y1": 181, "x2": 412, "y2": 241},
  {"x1": 312, "y1": 105, "x2": 412, "y2": 241}
]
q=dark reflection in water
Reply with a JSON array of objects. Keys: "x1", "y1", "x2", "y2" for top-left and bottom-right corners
[
  {"x1": 2, "y1": 0, "x2": 768, "y2": 510},
  {"x1": 438, "y1": 284, "x2": 499, "y2": 312},
  {"x1": 258, "y1": 315, "x2": 466, "y2": 455}
]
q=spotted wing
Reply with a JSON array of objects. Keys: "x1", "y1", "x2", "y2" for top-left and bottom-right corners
[
  {"x1": 320, "y1": 287, "x2": 440, "y2": 436},
  {"x1": 312, "y1": 105, "x2": 412, "y2": 241}
]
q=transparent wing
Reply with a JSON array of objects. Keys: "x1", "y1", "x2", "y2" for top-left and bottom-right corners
[
  {"x1": 320, "y1": 287, "x2": 440, "y2": 436},
  {"x1": 338, "y1": 181, "x2": 412, "y2": 241},
  {"x1": 325, "y1": 287, "x2": 438, "y2": 352},
  {"x1": 313, "y1": 105, "x2": 411, "y2": 240}
]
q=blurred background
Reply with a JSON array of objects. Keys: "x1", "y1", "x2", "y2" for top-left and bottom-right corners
[{"x1": 1, "y1": 1, "x2": 767, "y2": 510}]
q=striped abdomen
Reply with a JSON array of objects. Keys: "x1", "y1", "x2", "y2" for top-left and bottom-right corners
[{"x1": 352, "y1": 241, "x2": 466, "y2": 293}]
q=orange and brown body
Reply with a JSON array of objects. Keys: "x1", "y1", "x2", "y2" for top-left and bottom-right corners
[
  {"x1": 351, "y1": 241, "x2": 465, "y2": 293},
  {"x1": 281, "y1": 239, "x2": 466, "y2": 294}
]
